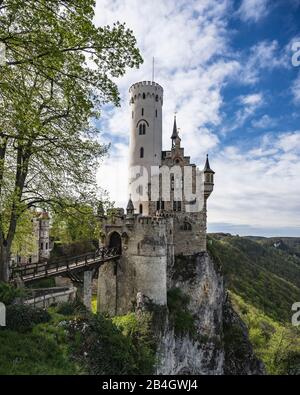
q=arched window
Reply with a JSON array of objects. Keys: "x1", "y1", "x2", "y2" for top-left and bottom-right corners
[
  {"x1": 138, "y1": 123, "x2": 146, "y2": 135},
  {"x1": 155, "y1": 94, "x2": 158, "y2": 102},
  {"x1": 142, "y1": 93, "x2": 146, "y2": 99},
  {"x1": 173, "y1": 201, "x2": 182, "y2": 212},
  {"x1": 140, "y1": 147, "x2": 144, "y2": 158},
  {"x1": 139, "y1": 204, "x2": 143, "y2": 214},
  {"x1": 142, "y1": 108, "x2": 144, "y2": 116},
  {"x1": 183, "y1": 222, "x2": 192, "y2": 231},
  {"x1": 155, "y1": 109, "x2": 157, "y2": 117}
]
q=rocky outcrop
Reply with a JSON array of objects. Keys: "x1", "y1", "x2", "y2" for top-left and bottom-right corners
[{"x1": 151, "y1": 252, "x2": 264, "y2": 375}]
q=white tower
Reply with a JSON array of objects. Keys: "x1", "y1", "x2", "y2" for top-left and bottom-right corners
[{"x1": 128, "y1": 81, "x2": 163, "y2": 215}]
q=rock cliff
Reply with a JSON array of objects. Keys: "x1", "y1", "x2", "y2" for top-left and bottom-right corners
[{"x1": 148, "y1": 252, "x2": 265, "y2": 375}]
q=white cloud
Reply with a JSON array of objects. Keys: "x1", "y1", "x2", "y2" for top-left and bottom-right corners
[
  {"x1": 209, "y1": 131, "x2": 300, "y2": 230},
  {"x1": 237, "y1": 0, "x2": 270, "y2": 23},
  {"x1": 241, "y1": 93, "x2": 263, "y2": 106},
  {"x1": 292, "y1": 73, "x2": 300, "y2": 104},
  {"x1": 251, "y1": 114, "x2": 277, "y2": 129},
  {"x1": 238, "y1": 40, "x2": 289, "y2": 85}
]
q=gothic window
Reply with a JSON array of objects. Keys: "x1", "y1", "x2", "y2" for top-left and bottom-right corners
[
  {"x1": 183, "y1": 222, "x2": 192, "y2": 231},
  {"x1": 173, "y1": 201, "x2": 182, "y2": 212},
  {"x1": 155, "y1": 94, "x2": 159, "y2": 102},
  {"x1": 143, "y1": 93, "x2": 146, "y2": 99},
  {"x1": 139, "y1": 204, "x2": 143, "y2": 214},
  {"x1": 142, "y1": 108, "x2": 144, "y2": 116},
  {"x1": 140, "y1": 147, "x2": 144, "y2": 158},
  {"x1": 139, "y1": 123, "x2": 146, "y2": 135},
  {"x1": 171, "y1": 175, "x2": 174, "y2": 191}
]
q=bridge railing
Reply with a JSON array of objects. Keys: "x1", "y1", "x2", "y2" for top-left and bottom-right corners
[{"x1": 10, "y1": 246, "x2": 121, "y2": 281}]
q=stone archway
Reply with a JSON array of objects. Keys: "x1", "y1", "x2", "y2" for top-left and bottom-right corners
[{"x1": 108, "y1": 231, "x2": 122, "y2": 254}]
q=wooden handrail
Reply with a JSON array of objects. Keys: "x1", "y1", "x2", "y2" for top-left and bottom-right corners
[{"x1": 10, "y1": 246, "x2": 121, "y2": 282}]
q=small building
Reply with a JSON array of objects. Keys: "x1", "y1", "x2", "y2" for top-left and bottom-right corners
[{"x1": 10, "y1": 210, "x2": 51, "y2": 265}]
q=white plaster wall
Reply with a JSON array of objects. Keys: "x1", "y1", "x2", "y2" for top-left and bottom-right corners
[
  {"x1": 133, "y1": 255, "x2": 167, "y2": 306},
  {"x1": 128, "y1": 81, "x2": 163, "y2": 215}
]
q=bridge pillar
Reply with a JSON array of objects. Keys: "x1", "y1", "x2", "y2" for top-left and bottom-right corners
[{"x1": 83, "y1": 270, "x2": 93, "y2": 310}]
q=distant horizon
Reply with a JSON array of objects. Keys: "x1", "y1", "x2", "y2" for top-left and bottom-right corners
[{"x1": 207, "y1": 223, "x2": 300, "y2": 238}]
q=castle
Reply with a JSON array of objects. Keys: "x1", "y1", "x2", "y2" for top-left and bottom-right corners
[
  {"x1": 97, "y1": 80, "x2": 214, "y2": 316},
  {"x1": 10, "y1": 210, "x2": 51, "y2": 265}
]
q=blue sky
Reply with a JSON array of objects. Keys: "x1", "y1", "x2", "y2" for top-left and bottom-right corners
[{"x1": 94, "y1": 0, "x2": 300, "y2": 237}]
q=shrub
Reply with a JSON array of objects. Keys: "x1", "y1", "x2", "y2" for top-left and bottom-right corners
[
  {"x1": 0, "y1": 282, "x2": 24, "y2": 305},
  {"x1": 69, "y1": 313, "x2": 156, "y2": 375},
  {"x1": 113, "y1": 312, "x2": 156, "y2": 374},
  {"x1": 56, "y1": 300, "x2": 88, "y2": 317},
  {"x1": 6, "y1": 304, "x2": 51, "y2": 332},
  {"x1": 167, "y1": 288, "x2": 196, "y2": 337}
]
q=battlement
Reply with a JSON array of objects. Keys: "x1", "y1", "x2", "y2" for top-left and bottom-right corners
[{"x1": 129, "y1": 80, "x2": 163, "y2": 93}]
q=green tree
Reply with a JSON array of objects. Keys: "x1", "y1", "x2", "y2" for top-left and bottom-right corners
[
  {"x1": 51, "y1": 202, "x2": 101, "y2": 244},
  {"x1": 0, "y1": 0, "x2": 143, "y2": 281}
]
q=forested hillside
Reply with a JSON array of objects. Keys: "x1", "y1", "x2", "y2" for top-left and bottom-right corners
[{"x1": 208, "y1": 233, "x2": 300, "y2": 374}]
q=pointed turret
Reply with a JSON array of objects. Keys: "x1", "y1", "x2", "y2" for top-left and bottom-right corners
[
  {"x1": 171, "y1": 115, "x2": 178, "y2": 140},
  {"x1": 126, "y1": 195, "x2": 134, "y2": 214},
  {"x1": 126, "y1": 195, "x2": 135, "y2": 227},
  {"x1": 171, "y1": 115, "x2": 181, "y2": 148},
  {"x1": 203, "y1": 154, "x2": 214, "y2": 199},
  {"x1": 204, "y1": 154, "x2": 215, "y2": 174}
]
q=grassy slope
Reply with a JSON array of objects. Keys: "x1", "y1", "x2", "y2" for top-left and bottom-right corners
[
  {"x1": 208, "y1": 234, "x2": 300, "y2": 374},
  {"x1": 0, "y1": 310, "x2": 84, "y2": 375}
]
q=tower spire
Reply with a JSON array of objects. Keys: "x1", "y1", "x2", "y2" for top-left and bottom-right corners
[
  {"x1": 171, "y1": 114, "x2": 178, "y2": 140},
  {"x1": 204, "y1": 154, "x2": 214, "y2": 173}
]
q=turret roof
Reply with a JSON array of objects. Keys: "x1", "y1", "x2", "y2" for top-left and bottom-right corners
[
  {"x1": 171, "y1": 115, "x2": 178, "y2": 139},
  {"x1": 204, "y1": 154, "x2": 215, "y2": 173},
  {"x1": 126, "y1": 196, "x2": 134, "y2": 211}
]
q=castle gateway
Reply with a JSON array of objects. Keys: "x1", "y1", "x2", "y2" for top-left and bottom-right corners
[{"x1": 97, "y1": 80, "x2": 214, "y2": 316}]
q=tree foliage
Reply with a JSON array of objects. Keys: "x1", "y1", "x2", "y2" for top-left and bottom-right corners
[{"x1": 0, "y1": 0, "x2": 143, "y2": 280}]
